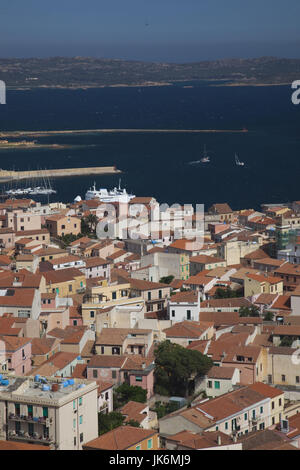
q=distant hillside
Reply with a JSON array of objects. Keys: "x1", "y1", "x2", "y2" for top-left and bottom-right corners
[{"x1": 0, "y1": 56, "x2": 300, "y2": 88}]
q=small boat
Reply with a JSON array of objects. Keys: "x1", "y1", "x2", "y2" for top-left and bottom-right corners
[
  {"x1": 235, "y1": 153, "x2": 244, "y2": 166},
  {"x1": 188, "y1": 145, "x2": 211, "y2": 165},
  {"x1": 200, "y1": 145, "x2": 210, "y2": 163}
]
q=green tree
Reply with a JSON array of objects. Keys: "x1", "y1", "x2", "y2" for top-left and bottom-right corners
[
  {"x1": 114, "y1": 383, "x2": 147, "y2": 408},
  {"x1": 280, "y1": 336, "x2": 295, "y2": 347},
  {"x1": 214, "y1": 287, "x2": 238, "y2": 299},
  {"x1": 239, "y1": 305, "x2": 260, "y2": 317},
  {"x1": 263, "y1": 311, "x2": 274, "y2": 321},
  {"x1": 159, "y1": 275, "x2": 174, "y2": 285},
  {"x1": 154, "y1": 341, "x2": 213, "y2": 397},
  {"x1": 98, "y1": 411, "x2": 125, "y2": 436}
]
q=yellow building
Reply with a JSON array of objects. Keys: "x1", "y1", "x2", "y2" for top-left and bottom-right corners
[
  {"x1": 244, "y1": 273, "x2": 283, "y2": 297},
  {"x1": 43, "y1": 268, "x2": 86, "y2": 297}
]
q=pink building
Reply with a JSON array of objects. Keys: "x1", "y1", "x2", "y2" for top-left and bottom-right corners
[{"x1": 1, "y1": 336, "x2": 32, "y2": 375}]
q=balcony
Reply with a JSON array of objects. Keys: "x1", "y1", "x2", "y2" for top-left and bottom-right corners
[
  {"x1": 8, "y1": 430, "x2": 53, "y2": 444},
  {"x1": 8, "y1": 413, "x2": 50, "y2": 425}
]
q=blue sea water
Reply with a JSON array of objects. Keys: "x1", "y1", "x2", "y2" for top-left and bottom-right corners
[{"x1": 0, "y1": 83, "x2": 299, "y2": 210}]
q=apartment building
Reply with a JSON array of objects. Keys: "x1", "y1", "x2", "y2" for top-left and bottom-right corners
[{"x1": 0, "y1": 374, "x2": 98, "y2": 450}]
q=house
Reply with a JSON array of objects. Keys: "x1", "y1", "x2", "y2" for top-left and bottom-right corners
[
  {"x1": 81, "y1": 257, "x2": 110, "y2": 280},
  {"x1": 244, "y1": 273, "x2": 283, "y2": 297},
  {"x1": 168, "y1": 290, "x2": 200, "y2": 323},
  {"x1": 159, "y1": 382, "x2": 284, "y2": 438},
  {"x1": 163, "y1": 321, "x2": 215, "y2": 347},
  {"x1": 31, "y1": 337, "x2": 61, "y2": 367},
  {"x1": 0, "y1": 288, "x2": 41, "y2": 320},
  {"x1": 97, "y1": 381, "x2": 114, "y2": 414},
  {"x1": 86, "y1": 355, "x2": 155, "y2": 399},
  {"x1": 164, "y1": 430, "x2": 242, "y2": 450},
  {"x1": 45, "y1": 214, "x2": 81, "y2": 237},
  {"x1": 43, "y1": 268, "x2": 86, "y2": 297},
  {"x1": 126, "y1": 278, "x2": 171, "y2": 314},
  {"x1": 208, "y1": 203, "x2": 234, "y2": 223},
  {"x1": 0, "y1": 336, "x2": 32, "y2": 375},
  {"x1": 82, "y1": 425, "x2": 160, "y2": 450},
  {"x1": 94, "y1": 328, "x2": 153, "y2": 357},
  {"x1": 30, "y1": 351, "x2": 83, "y2": 378},
  {"x1": 198, "y1": 366, "x2": 240, "y2": 398},
  {"x1": 190, "y1": 255, "x2": 226, "y2": 275},
  {"x1": 120, "y1": 401, "x2": 158, "y2": 429}
]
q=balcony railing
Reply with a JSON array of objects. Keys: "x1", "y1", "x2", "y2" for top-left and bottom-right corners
[
  {"x1": 9, "y1": 413, "x2": 49, "y2": 424},
  {"x1": 8, "y1": 431, "x2": 52, "y2": 444}
]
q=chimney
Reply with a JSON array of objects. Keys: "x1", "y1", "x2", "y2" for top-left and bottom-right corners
[{"x1": 217, "y1": 435, "x2": 221, "y2": 446}]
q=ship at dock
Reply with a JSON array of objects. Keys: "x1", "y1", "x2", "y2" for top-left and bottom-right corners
[{"x1": 82, "y1": 180, "x2": 135, "y2": 203}]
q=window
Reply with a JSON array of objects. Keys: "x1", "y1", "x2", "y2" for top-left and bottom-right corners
[
  {"x1": 73, "y1": 400, "x2": 76, "y2": 410},
  {"x1": 171, "y1": 310, "x2": 175, "y2": 318},
  {"x1": 279, "y1": 398, "x2": 282, "y2": 407},
  {"x1": 296, "y1": 376, "x2": 300, "y2": 384},
  {"x1": 27, "y1": 405, "x2": 33, "y2": 417},
  {"x1": 214, "y1": 381, "x2": 220, "y2": 389},
  {"x1": 90, "y1": 311, "x2": 95, "y2": 318},
  {"x1": 147, "y1": 439, "x2": 153, "y2": 449},
  {"x1": 225, "y1": 422, "x2": 228, "y2": 430},
  {"x1": 15, "y1": 403, "x2": 20, "y2": 416},
  {"x1": 272, "y1": 401, "x2": 274, "y2": 410},
  {"x1": 43, "y1": 407, "x2": 48, "y2": 418},
  {"x1": 282, "y1": 375, "x2": 286, "y2": 382},
  {"x1": 260, "y1": 406, "x2": 263, "y2": 414},
  {"x1": 101, "y1": 346, "x2": 104, "y2": 354},
  {"x1": 136, "y1": 445, "x2": 141, "y2": 450},
  {"x1": 93, "y1": 370, "x2": 98, "y2": 378},
  {"x1": 147, "y1": 291, "x2": 151, "y2": 301},
  {"x1": 135, "y1": 376, "x2": 142, "y2": 382},
  {"x1": 244, "y1": 413, "x2": 248, "y2": 421},
  {"x1": 79, "y1": 415, "x2": 83, "y2": 425},
  {"x1": 74, "y1": 437, "x2": 76, "y2": 446},
  {"x1": 79, "y1": 397, "x2": 82, "y2": 406},
  {"x1": 80, "y1": 433, "x2": 83, "y2": 443},
  {"x1": 112, "y1": 370, "x2": 117, "y2": 379},
  {"x1": 69, "y1": 284, "x2": 73, "y2": 292},
  {"x1": 73, "y1": 418, "x2": 76, "y2": 429},
  {"x1": 112, "y1": 291, "x2": 117, "y2": 300},
  {"x1": 208, "y1": 380, "x2": 212, "y2": 388},
  {"x1": 186, "y1": 310, "x2": 191, "y2": 320}
]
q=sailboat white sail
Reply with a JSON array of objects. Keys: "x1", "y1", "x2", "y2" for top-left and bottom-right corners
[{"x1": 235, "y1": 153, "x2": 244, "y2": 166}]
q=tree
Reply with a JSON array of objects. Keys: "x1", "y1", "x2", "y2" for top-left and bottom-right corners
[
  {"x1": 114, "y1": 383, "x2": 147, "y2": 408},
  {"x1": 239, "y1": 305, "x2": 260, "y2": 317},
  {"x1": 98, "y1": 411, "x2": 125, "y2": 436},
  {"x1": 263, "y1": 311, "x2": 274, "y2": 321},
  {"x1": 280, "y1": 336, "x2": 295, "y2": 347},
  {"x1": 154, "y1": 340, "x2": 213, "y2": 397},
  {"x1": 159, "y1": 275, "x2": 174, "y2": 285},
  {"x1": 214, "y1": 287, "x2": 238, "y2": 299}
]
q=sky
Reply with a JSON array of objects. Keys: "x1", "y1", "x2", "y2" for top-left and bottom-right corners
[{"x1": 0, "y1": 0, "x2": 299, "y2": 62}]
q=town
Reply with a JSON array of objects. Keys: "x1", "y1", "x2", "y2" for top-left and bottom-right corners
[{"x1": 1, "y1": 194, "x2": 300, "y2": 451}]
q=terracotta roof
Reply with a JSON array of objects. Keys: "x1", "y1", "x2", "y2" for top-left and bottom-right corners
[
  {"x1": 43, "y1": 268, "x2": 85, "y2": 284},
  {"x1": 31, "y1": 337, "x2": 58, "y2": 356},
  {"x1": 190, "y1": 255, "x2": 225, "y2": 264},
  {"x1": 120, "y1": 401, "x2": 147, "y2": 424},
  {"x1": 0, "y1": 288, "x2": 36, "y2": 307},
  {"x1": 83, "y1": 426, "x2": 157, "y2": 450},
  {"x1": 0, "y1": 335, "x2": 31, "y2": 352},
  {"x1": 207, "y1": 366, "x2": 237, "y2": 379},
  {"x1": 170, "y1": 290, "x2": 198, "y2": 303},
  {"x1": 164, "y1": 321, "x2": 214, "y2": 339},
  {"x1": 85, "y1": 256, "x2": 108, "y2": 268},
  {"x1": 0, "y1": 441, "x2": 50, "y2": 450}
]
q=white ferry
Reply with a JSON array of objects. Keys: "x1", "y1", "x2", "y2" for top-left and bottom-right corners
[{"x1": 84, "y1": 180, "x2": 135, "y2": 203}]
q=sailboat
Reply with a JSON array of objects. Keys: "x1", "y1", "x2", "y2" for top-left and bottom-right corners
[
  {"x1": 188, "y1": 144, "x2": 211, "y2": 165},
  {"x1": 235, "y1": 153, "x2": 244, "y2": 166},
  {"x1": 200, "y1": 145, "x2": 210, "y2": 163}
]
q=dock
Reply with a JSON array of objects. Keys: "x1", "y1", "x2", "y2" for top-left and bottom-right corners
[{"x1": 0, "y1": 166, "x2": 121, "y2": 183}]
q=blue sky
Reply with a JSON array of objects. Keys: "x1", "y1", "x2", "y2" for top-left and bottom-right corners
[{"x1": 0, "y1": 0, "x2": 299, "y2": 61}]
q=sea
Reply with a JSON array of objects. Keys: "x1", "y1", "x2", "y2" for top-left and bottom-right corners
[{"x1": 0, "y1": 81, "x2": 299, "y2": 211}]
